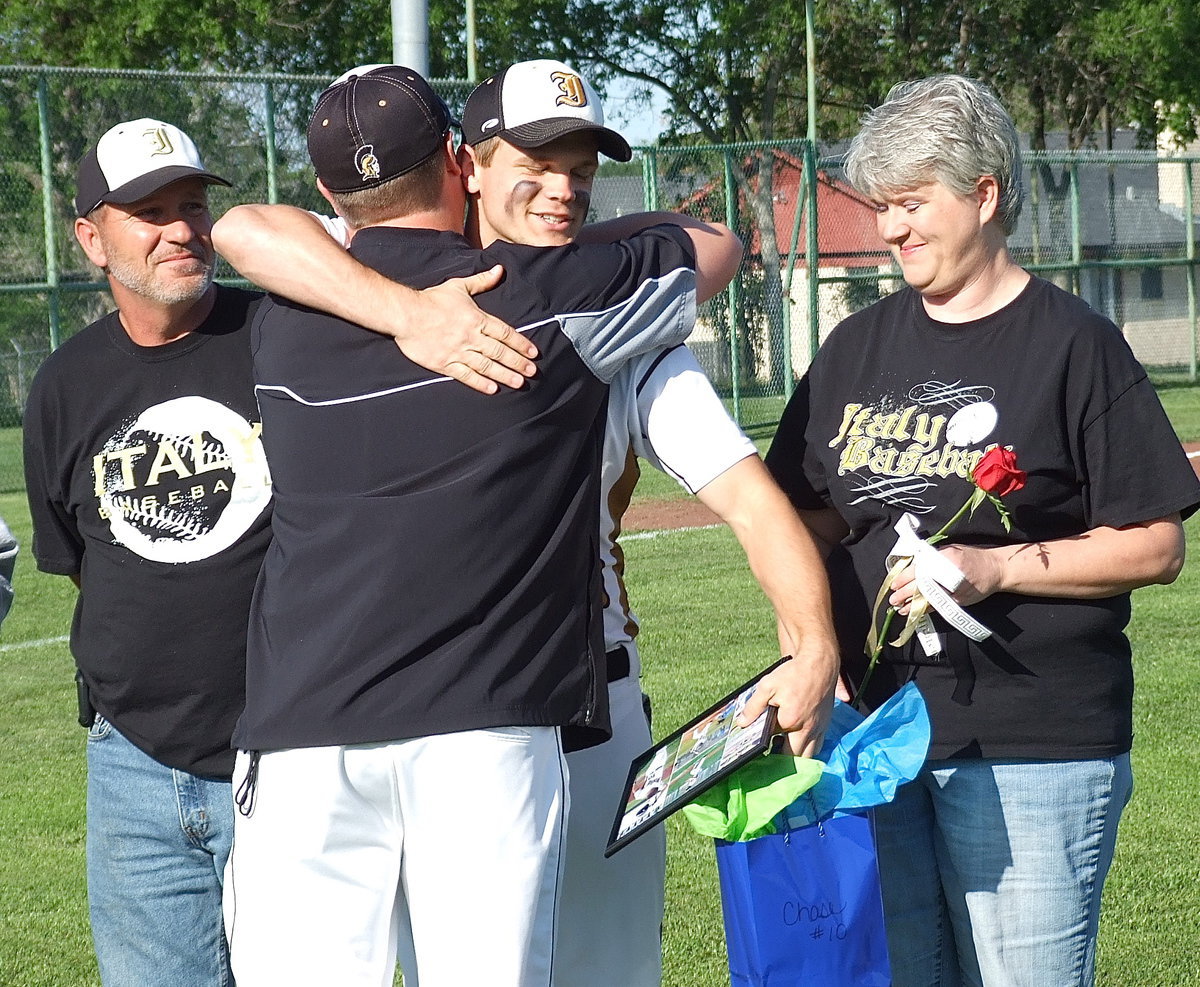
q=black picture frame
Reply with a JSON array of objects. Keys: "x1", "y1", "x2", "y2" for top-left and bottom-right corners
[{"x1": 604, "y1": 657, "x2": 788, "y2": 857}]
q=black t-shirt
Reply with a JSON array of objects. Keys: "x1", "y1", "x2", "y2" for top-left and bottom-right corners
[
  {"x1": 235, "y1": 226, "x2": 697, "y2": 753},
  {"x1": 24, "y1": 286, "x2": 271, "y2": 778},
  {"x1": 766, "y1": 277, "x2": 1199, "y2": 759}
]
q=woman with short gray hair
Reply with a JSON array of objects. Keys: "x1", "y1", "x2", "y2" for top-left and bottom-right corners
[
  {"x1": 767, "y1": 74, "x2": 1199, "y2": 986},
  {"x1": 845, "y1": 74, "x2": 1024, "y2": 235}
]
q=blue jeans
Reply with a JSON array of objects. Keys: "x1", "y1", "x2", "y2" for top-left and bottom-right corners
[
  {"x1": 86, "y1": 716, "x2": 234, "y2": 987},
  {"x1": 874, "y1": 755, "x2": 1132, "y2": 987}
]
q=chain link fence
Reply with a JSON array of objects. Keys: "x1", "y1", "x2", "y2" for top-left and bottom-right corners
[
  {"x1": 621, "y1": 142, "x2": 1200, "y2": 433},
  {"x1": 2, "y1": 65, "x2": 1199, "y2": 493}
]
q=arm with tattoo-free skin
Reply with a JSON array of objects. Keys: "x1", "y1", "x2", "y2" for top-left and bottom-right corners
[
  {"x1": 211, "y1": 203, "x2": 537, "y2": 394},
  {"x1": 689, "y1": 456, "x2": 840, "y2": 758},
  {"x1": 786, "y1": 501, "x2": 1187, "y2": 603},
  {"x1": 215, "y1": 204, "x2": 741, "y2": 386}
]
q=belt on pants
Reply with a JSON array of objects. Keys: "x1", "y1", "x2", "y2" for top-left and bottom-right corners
[{"x1": 605, "y1": 645, "x2": 631, "y2": 683}]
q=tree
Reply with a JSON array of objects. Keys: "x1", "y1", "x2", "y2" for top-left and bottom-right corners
[
  {"x1": 0, "y1": 1, "x2": 387, "y2": 74},
  {"x1": 3, "y1": 0, "x2": 1199, "y2": 387},
  {"x1": 4, "y1": 0, "x2": 1197, "y2": 145},
  {"x1": 948, "y1": 0, "x2": 1200, "y2": 150}
]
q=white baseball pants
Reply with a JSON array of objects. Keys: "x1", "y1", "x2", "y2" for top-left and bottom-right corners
[
  {"x1": 555, "y1": 653, "x2": 665, "y2": 987},
  {"x1": 224, "y1": 726, "x2": 568, "y2": 987}
]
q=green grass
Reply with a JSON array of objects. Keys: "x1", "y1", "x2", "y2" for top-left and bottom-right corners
[
  {"x1": 0, "y1": 426, "x2": 24, "y2": 496},
  {"x1": 0, "y1": 492, "x2": 93, "y2": 987},
  {"x1": 1157, "y1": 384, "x2": 1200, "y2": 442},
  {"x1": 630, "y1": 517, "x2": 1200, "y2": 987},
  {"x1": 3, "y1": 391, "x2": 1200, "y2": 983}
]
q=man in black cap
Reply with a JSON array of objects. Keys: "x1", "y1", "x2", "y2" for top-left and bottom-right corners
[
  {"x1": 221, "y1": 65, "x2": 741, "y2": 987},
  {"x1": 22, "y1": 116, "x2": 538, "y2": 987}
]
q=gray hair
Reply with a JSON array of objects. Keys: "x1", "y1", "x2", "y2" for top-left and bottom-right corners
[{"x1": 844, "y1": 75, "x2": 1024, "y2": 235}]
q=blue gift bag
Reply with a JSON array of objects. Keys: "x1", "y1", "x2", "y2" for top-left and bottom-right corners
[{"x1": 714, "y1": 810, "x2": 891, "y2": 986}]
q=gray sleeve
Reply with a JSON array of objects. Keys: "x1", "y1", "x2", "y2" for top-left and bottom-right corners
[
  {"x1": 0, "y1": 517, "x2": 17, "y2": 628},
  {"x1": 559, "y1": 267, "x2": 697, "y2": 384}
]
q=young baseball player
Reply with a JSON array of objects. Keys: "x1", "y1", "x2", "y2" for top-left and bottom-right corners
[
  {"x1": 213, "y1": 61, "x2": 838, "y2": 987},
  {"x1": 457, "y1": 61, "x2": 838, "y2": 987}
]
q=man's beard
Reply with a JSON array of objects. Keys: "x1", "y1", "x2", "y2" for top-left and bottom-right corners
[{"x1": 107, "y1": 252, "x2": 214, "y2": 306}]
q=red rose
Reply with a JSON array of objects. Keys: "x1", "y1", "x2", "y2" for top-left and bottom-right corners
[{"x1": 972, "y1": 447, "x2": 1026, "y2": 497}]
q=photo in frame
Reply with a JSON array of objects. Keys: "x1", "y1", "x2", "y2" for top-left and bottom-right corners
[{"x1": 605, "y1": 657, "x2": 788, "y2": 857}]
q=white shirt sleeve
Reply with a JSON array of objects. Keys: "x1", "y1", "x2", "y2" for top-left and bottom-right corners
[
  {"x1": 308, "y1": 212, "x2": 351, "y2": 247},
  {"x1": 626, "y1": 346, "x2": 757, "y2": 494}
]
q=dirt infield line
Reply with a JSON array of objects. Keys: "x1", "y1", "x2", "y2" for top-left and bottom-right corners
[{"x1": 627, "y1": 443, "x2": 1200, "y2": 534}]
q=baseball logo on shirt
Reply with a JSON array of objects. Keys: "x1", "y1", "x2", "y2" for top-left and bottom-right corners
[
  {"x1": 829, "y1": 379, "x2": 1000, "y2": 514},
  {"x1": 92, "y1": 396, "x2": 271, "y2": 563},
  {"x1": 945, "y1": 401, "x2": 999, "y2": 447}
]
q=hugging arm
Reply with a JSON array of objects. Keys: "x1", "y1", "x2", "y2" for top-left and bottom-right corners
[
  {"x1": 576, "y1": 212, "x2": 743, "y2": 303},
  {"x1": 212, "y1": 203, "x2": 538, "y2": 394}
]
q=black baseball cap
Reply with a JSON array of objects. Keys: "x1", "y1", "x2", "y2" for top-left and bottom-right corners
[
  {"x1": 307, "y1": 64, "x2": 458, "y2": 193},
  {"x1": 461, "y1": 59, "x2": 632, "y2": 162},
  {"x1": 74, "y1": 118, "x2": 230, "y2": 218}
]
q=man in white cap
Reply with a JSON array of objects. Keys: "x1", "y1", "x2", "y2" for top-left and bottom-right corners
[
  {"x1": 214, "y1": 59, "x2": 838, "y2": 987},
  {"x1": 24, "y1": 117, "x2": 269, "y2": 987},
  {"x1": 22, "y1": 116, "x2": 538, "y2": 987},
  {"x1": 457, "y1": 61, "x2": 837, "y2": 987}
]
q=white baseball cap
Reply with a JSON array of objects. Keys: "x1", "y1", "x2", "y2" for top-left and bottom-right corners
[
  {"x1": 74, "y1": 118, "x2": 230, "y2": 217},
  {"x1": 461, "y1": 59, "x2": 632, "y2": 162}
]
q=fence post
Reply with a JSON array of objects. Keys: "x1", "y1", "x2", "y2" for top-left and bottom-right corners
[
  {"x1": 263, "y1": 81, "x2": 280, "y2": 204},
  {"x1": 1186, "y1": 160, "x2": 1197, "y2": 382},
  {"x1": 36, "y1": 71, "x2": 61, "y2": 351},
  {"x1": 1029, "y1": 163, "x2": 1042, "y2": 265},
  {"x1": 780, "y1": 161, "x2": 806, "y2": 402},
  {"x1": 641, "y1": 147, "x2": 659, "y2": 212},
  {"x1": 1069, "y1": 161, "x2": 1082, "y2": 296},
  {"x1": 722, "y1": 149, "x2": 742, "y2": 422},
  {"x1": 805, "y1": 139, "x2": 819, "y2": 370}
]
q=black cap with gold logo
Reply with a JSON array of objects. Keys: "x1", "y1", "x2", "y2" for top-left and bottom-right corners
[{"x1": 307, "y1": 65, "x2": 458, "y2": 193}]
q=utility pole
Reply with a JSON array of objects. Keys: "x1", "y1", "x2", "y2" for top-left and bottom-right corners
[
  {"x1": 392, "y1": 0, "x2": 429, "y2": 75},
  {"x1": 466, "y1": 0, "x2": 478, "y2": 81},
  {"x1": 805, "y1": 0, "x2": 816, "y2": 142}
]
